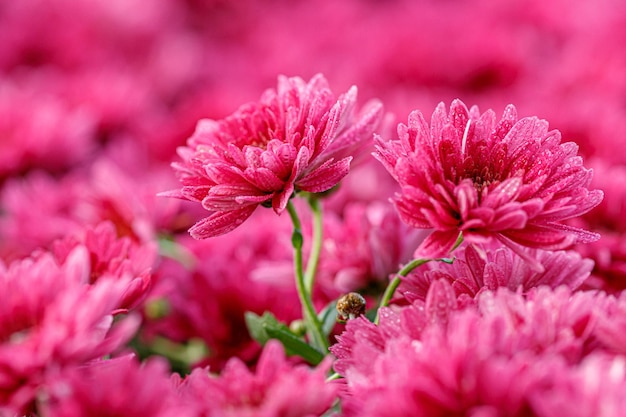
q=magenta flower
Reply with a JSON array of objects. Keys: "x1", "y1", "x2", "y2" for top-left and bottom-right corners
[
  {"x1": 572, "y1": 159, "x2": 626, "y2": 293},
  {"x1": 144, "y1": 208, "x2": 301, "y2": 370},
  {"x1": 163, "y1": 74, "x2": 383, "y2": 238},
  {"x1": 593, "y1": 291, "x2": 626, "y2": 355},
  {"x1": 332, "y1": 285, "x2": 615, "y2": 417},
  {"x1": 0, "y1": 248, "x2": 139, "y2": 414},
  {"x1": 0, "y1": 76, "x2": 95, "y2": 179},
  {"x1": 177, "y1": 341, "x2": 338, "y2": 417},
  {"x1": 374, "y1": 100, "x2": 603, "y2": 263},
  {"x1": 51, "y1": 221, "x2": 157, "y2": 311},
  {"x1": 529, "y1": 353, "x2": 626, "y2": 417},
  {"x1": 400, "y1": 244, "x2": 593, "y2": 302},
  {"x1": 42, "y1": 356, "x2": 185, "y2": 417},
  {"x1": 317, "y1": 201, "x2": 426, "y2": 295}
]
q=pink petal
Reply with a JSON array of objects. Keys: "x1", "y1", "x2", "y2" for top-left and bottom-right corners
[
  {"x1": 189, "y1": 206, "x2": 257, "y2": 239},
  {"x1": 482, "y1": 177, "x2": 522, "y2": 209},
  {"x1": 425, "y1": 279, "x2": 458, "y2": 325},
  {"x1": 495, "y1": 234, "x2": 546, "y2": 273},
  {"x1": 273, "y1": 181, "x2": 295, "y2": 214},
  {"x1": 414, "y1": 230, "x2": 461, "y2": 259},
  {"x1": 243, "y1": 167, "x2": 285, "y2": 192},
  {"x1": 297, "y1": 157, "x2": 352, "y2": 193},
  {"x1": 489, "y1": 206, "x2": 528, "y2": 230}
]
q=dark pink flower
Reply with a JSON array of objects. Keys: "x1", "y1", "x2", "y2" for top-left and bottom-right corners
[
  {"x1": 572, "y1": 159, "x2": 626, "y2": 293},
  {"x1": 374, "y1": 100, "x2": 603, "y2": 265},
  {"x1": 51, "y1": 221, "x2": 158, "y2": 311},
  {"x1": 163, "y1": 74, "x2": 383, "y2": 238},
  {"x1": 0, "y1": 150, "x2": 183, "y2": 262},
  {"x1": 401, "y1": 244, "x2": 593, "y2": 302},
  {"x1": 143, "y1": 208, "x2": 301, "y2": 370},
  {"x1": 0, "y1": 171, "x2": 84, "y2": 262},
  {"x1": 593, "y1": 292, "x2": 626, "y2": 356},
  {"x1": 0, "y1": 248, "x2": 139, "y2": 414},
  {"x1": 177, "y1": 341, "x2": 337, "y2": 417},
  {"x1": 0, "y1": 76, "x2": 95, "y2": 179},
  {"x1": 316, "y1": 201, "x2": 426, "y2": 296},
  {"x1": 332, "y1": 285, "x2": 614, "y2": 417},
  {"x1": 42, "y1": 356, "x2": 185, "y2": 417},
  {"x1": 332, "y1": 284, "x2": 605, "y2": 380},
  {"x1": 529, "y1": 354, "x2": 626, "y2": 417}
]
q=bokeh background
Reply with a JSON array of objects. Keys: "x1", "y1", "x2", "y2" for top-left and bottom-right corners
[{"x1": 2, "y1": 0, "x2": 626, "y2": 369}]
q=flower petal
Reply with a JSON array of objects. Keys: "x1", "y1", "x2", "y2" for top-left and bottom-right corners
[
  {"x1": 189, "y1": 206, "x2": 257, "y2": 239},
  {"x1": 297, "y1": 157, "x2": 352, "y2": 193},
  {"x1": 414, "y1": 230, "x2": 461, "y2": 259}
]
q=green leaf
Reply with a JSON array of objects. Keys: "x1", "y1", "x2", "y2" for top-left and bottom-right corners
[
  {"x1": 245, "y1": 311, "x2": 325, "y2": 365},
  {"x1": 318, "y1": 300, "x2": 339, "y2": 336},
  {"x1": 265, "y1": 326, "x2": 325, "y2": 365},
  {"x1": 245, "y1": 311, "x2": 270, "y2": 344}
]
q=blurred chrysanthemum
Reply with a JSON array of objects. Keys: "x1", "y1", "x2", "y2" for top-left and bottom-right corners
[
  {"x1": 163, "y1": 74, "x2": 383, "y2": 238},
  {"x1": 177, "y1": 341, "x2": 337, "y2": 417},
  {"x1": 43, "y1": 356, "x2": 185, "y2": 417},
  {"x1": 0, "y1": 248, "x2": 139, "y2": 414},
  {"x1": 374, "y1": 99, "x2": 603, "y2": 264}
]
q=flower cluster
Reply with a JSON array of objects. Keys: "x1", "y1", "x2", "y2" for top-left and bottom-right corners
[{"x1": 2, "y1": 0, "x2": 626, "y2": 416}]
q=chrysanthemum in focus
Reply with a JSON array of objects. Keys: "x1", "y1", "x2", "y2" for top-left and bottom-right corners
[
  {"x1": 374, "y1": 99, "x2": 603, "y2": 263},
  {"x1": 163, "y1": 74, "x2": 383, "y2": 238},
  {"x1": 331, "y1": 285, "x2": 617, "y2": 417},
  {"x1": 400, "y1": 244, "x2": 593, "y2": 302}
]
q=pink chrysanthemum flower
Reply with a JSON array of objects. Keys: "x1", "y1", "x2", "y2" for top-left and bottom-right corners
[
  {"x1": 332, "y1": 285, "x2": 617, "y2": 417},
  {"x1": 42, "y1": 356, "x2": 186, "y2": 417},
  {"x1": 529, "y1": 354, "x2": 626, "y2": 417},
  {"x1": 144, "y1": 208, "x2": 301, "y2": 370},
  {"x1": 177, "y1": 341, "x2": 338, "y2": 417},
  {"x1": 332, "y1": 284, "x2": 606, "y2": 384},
  {"x1": 51, "y1": 221, "x2": 157, "y2": 311},
  {"x1": 572, "y1": 159, "x2": 626, "y2": 292},
  {"x1": 317, "y1": 201, "x2": 426, "y2": 295},
  {"x1": 0, "y1": 248, "x2": 139, "y2": 414},
  {"x1": 163, "y1": 74, "x2": 383, "y2": 238},
  {"x1": 374, "y1": 99, "x2": 603, "y2": 264},
  {"x1": 400, "y1": 244, "x2": 593, "y2": 303},
  {"x1": 594, "y1": 292, "x2": 626, "y2": 356}
]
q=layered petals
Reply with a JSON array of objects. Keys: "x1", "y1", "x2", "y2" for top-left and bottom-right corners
[
  {"x1": 177, "y1": 341, "x2": 338, "y2": 417},
  {"x1": 374, "y1": 100, "x2": 602, "y2": 259},
  {"x1": 401, "y1": 244, "x2": 594, "y2": 302},
  {"x1": 165, "y1": 74, "x2": 383, "y2": 238}
]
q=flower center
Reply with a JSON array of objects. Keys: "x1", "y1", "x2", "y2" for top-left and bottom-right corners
[
  {"x1": 229, "y1": 105, "x2": 281, "y2": 151},
  {"x1": 464, "y1": 165, "x2": 501, "y2": 197}
]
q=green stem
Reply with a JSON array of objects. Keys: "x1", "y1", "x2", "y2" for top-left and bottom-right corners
[
  {"x1": 375, "y1": 258, "x2": 433, "y2": 324},
  {"x1": 451, "y1": 232, "x2": 464, "y2": 252},
  {"x1": 286, "y1": 201, "x2": 328, "y2": 352},
  {"x1": 304, "y1": 197, "x2": 323, "y2": 294},
  {"x1": 374, "y1": 232, "x2": 465, "y2": 324}
]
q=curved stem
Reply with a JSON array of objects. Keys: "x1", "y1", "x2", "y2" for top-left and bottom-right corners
[
  {"x1": 287, "y1": 201, "x2": 328, "y2": 352},
  {"x1": 374, "y1": 232, "x2": 465, "y2": 325},
  {"x1": 304, "y1": 197, "x2": 323, "y2": 294},
  {"x1": 375, "y1": 258, "x2": 432, "y2": 324}
]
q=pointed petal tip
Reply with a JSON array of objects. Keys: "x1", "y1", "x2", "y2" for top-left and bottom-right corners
[
  {"x1": 156, "y1": 189, "x2": 184, "y2": 199},
  {"x1": 188, "y1": 206, "x2": 257, "y2": 239}
]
